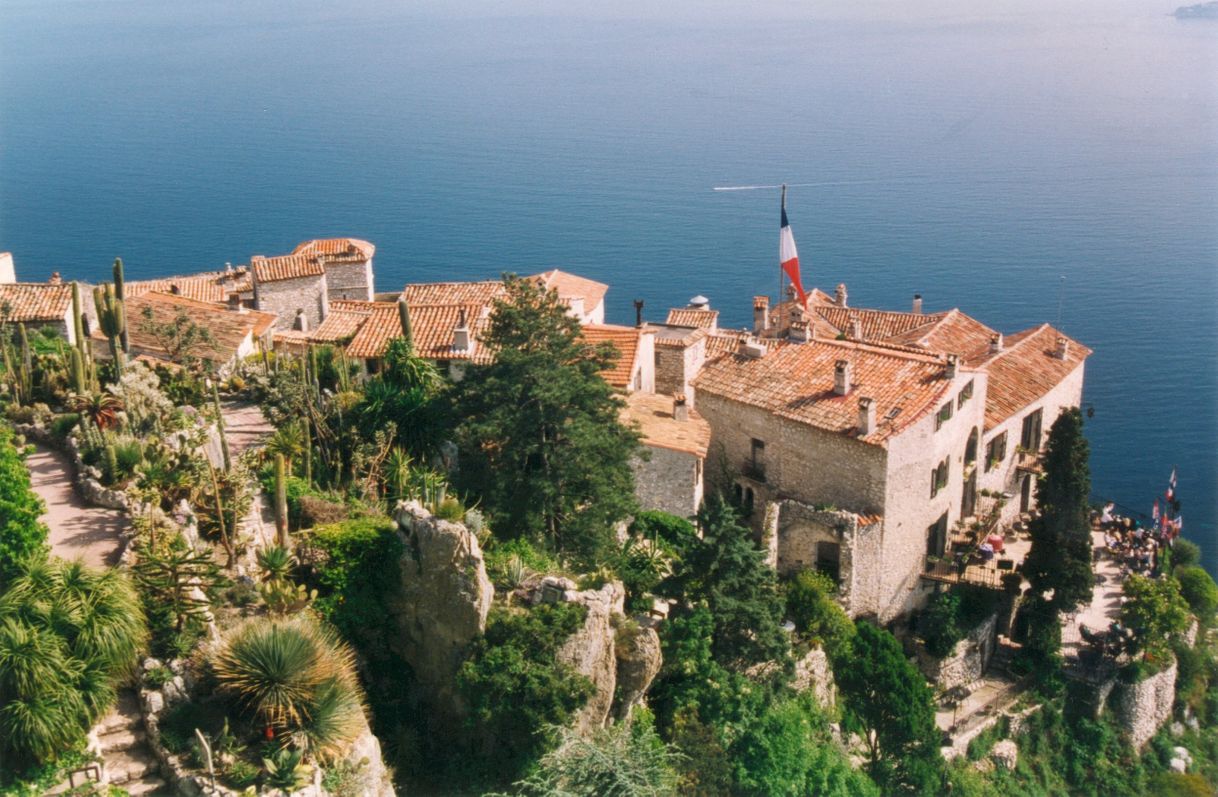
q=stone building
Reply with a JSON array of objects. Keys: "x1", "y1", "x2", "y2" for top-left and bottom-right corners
[
  {"x1": 689, "y1": 284, "x2": 1089, "y2": 622},
  {"x1": 293, "y1": 238, "x2": 376, "y2": 302},
  {"x1": 580, "y1": 324, "x2": 656, "y2": 394},
  {"x1": 533, "y1": 269, "x2": 609, "y2": 324},
  {"x1": 621, "y1": 392, "x2": 710, "y2": 518},
  {"x1": 0, "y1": 281, "x2": 78, "y2": 343},
  {"x1": 251, "y1": 253, "x2": 329, "y2": 332}
]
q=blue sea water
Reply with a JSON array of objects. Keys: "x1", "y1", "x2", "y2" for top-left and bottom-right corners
[{"x1": 2, "y1": 1, "x2": 1216, "y2": 569}]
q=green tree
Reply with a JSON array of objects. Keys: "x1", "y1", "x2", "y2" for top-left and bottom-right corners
[
  {"x1": 1175, "y1": 565, "x2": 1218, "y2": 622},
  {"x1": 454, "y1": 275, "x2": 640, "y2": 564},
  {"x1": 834, "y1": 621, "x2": 944, "y2": 794},
  {"x1": 0, "y1": 558, "x2": 146, "y2": 768},
  {"x1": 661, "y1": 495, "x2": 788, "y2": 673},
  {"x1": 785, "y1": 569, "x2": 855, "y2": 654},
  {"x1": 1121, "y1": 574, "x2": 1190, "y2": 664},
  {"x1": 1023, "y1": 408, "x2": 1094, "y2": 612},
  {"x1": 136, "y1": 305, "x2": 217, "y2": 375},
  {"x1": 507, "y1": 712, "x2": 681, "y2": 797},
  {"x1": 356, "y1": 337, "x2": 448, "y2": 459},
  {"x1": 0, "y1": 425, "x2": 48, "y2": 586},
  {"x1": 456, "y1": 603, "x2": 595, "y2": 782}
]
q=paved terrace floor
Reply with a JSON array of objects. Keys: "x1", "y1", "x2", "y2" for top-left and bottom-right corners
[
  {"x1": 27, "y1": 443, "x2": 126, "y2": 567},
  {"x1": 1061, "y1": 528, "x2": 1124, "y2": 659}
]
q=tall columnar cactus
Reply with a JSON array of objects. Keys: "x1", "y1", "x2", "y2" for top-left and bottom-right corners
[
  {"x1": 302, "y1": 419, "x2": 312, "y2": 487},
  {"x1": 397, "y1": 298, "x2": 413, "y2": 350},
  {"x1": 93, "y1": 284, "x2": 126, "y2": 375},
  {"x1": 70, "y1": 346, "x2": 87, "y2": 395},
  {"x1": 17, "y1": 323, "x2": 32, "y2": 402},
  {"x1": 104, "y1": 444, "x2": 118, "y2": 485},
  {"x1": 211, "y1": 380, "x2": 231, "y2": 472},
  {"x1": 273, "y1": 453, "x2": 288, "y2": 547},
  {"x1": 337, "y1": 347, "x2": 351, "y2": 392},
  {"x1": 70, "y1": 282, "x2": 94, "y2": 390},
  {"x1": 113, "y1": 258, "x2": 130, "y2": 354}
]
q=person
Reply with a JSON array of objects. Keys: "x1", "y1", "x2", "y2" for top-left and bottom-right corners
[
  {"x1": 979, "y1": 541, "x2": 995, "y2": 562},
  {"x1": 1101, "y1": 502, "x2": 1115, "y2": 524}
]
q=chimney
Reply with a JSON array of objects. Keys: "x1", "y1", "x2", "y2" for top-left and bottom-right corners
[
  {"x1": 835, "y1": 282, "x2": 848, "y2": 307},
  {"x1": 293, "y1": 308, "x2": 308, "y2": 332},
  {"x1": 946, "y1": 353, "x2": 959, "y2": 379},
  {"x1": 738, "y1": 336, "x2": 767, "y2": 359},
  {"x1": 228, "y1": 292, "x2": 246, "y2": 313},
  {"x1": 1055, "y1": 336, "x2": 1070, "y2": 360},
  {"x1": 912, "y1": 293, "x2": 923, "y2": 314},
  {"x1": 453, "y1": 308, "x2": 470, "y2": 352},
  {"x1": 849, "y1": 317, "x2": 862, "y2": 340},
  {"x1": 858, "y1": 396, "x2": 876, "y2": 435},
  {"x1": 990, "y1": 333, "x2": 1003, "y2": 354},
  {"x1": 689, "y1": 295, "x2": 710, "y2": 310},
  {"x1": 789, "y1": 319, "x2": 811, "y2": 343},
  {"x1": 753, "y1": 296, "x2": 770, "y2": 334},
  {"x1": 673, "y1": 393, "x2": 690, "y2": 422},
  {"x1": 633, "y1": 299, "x2": 644, "y2": 327},
  {"x1": 225, "y1": 261, "x2": 234, "y2": 273},
  {"x1": 49, "y1": 271, "x2": 62, "y2": 285},
  {"x1": 834, "y1": 359, "x2": 852, "y2": 396}
]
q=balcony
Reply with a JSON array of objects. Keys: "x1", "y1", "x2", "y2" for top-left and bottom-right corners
[{"x1": 1015, "y1": 446, "x2": 1044, "y2": 475}]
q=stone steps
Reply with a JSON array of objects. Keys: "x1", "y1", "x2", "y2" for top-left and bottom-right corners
[{"x1": 96, "y1": 688, "x2": 170, "y2": 795}]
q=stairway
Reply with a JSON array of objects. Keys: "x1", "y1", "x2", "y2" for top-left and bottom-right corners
[{"x1": 96, "y1": 690, "x2": 172, "y2": 795}]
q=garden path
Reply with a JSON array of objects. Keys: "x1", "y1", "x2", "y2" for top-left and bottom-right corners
[
  {"x1": 27, "y1": 442, "x2": 126, "y2": 567},
  {"x1": 220, "y1": 398, "x2": 273, "y2": 456}
]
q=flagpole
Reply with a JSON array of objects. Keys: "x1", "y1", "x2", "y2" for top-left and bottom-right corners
[{"x1": 779, "y1": 184, "x2": 787, "y2": 321}]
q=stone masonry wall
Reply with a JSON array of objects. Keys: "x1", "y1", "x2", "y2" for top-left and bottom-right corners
[
  {"x1": 255, "y1": 273, "x2": 329, "y2": 331},
  {"x1": 1111, "y1": 659, "x2": 1178, "y2": 751},
  {"x1": 632, "y1": 444, "x2": 702, "y2": 519},
  {"x1": 655, "y1": 337, "x2": 706, "y2": 400},
  {"x1": 773, "y1": 500, "x2": 883, "y2": 618},
  {"x1": 915, "y1": 610, "x2": 999, "y2": 691},
  {"x1": 325, "y1": 260, "x2": 374, "y2": 302}
]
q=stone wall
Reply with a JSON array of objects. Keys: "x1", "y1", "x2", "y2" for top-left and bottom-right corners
[
  {"x1": 1110, "y1": 658, "x2": 1178, "y2": 751},
  {"x1": 915, "y1": 610, "x2": 999, "y2": 692},
  {"x1": 771, "y1": 500, "x2": 883, "y2": 618},
  {"x1": 325, "y1": 260, "x2": 374, "y2": 302},
  {"x1": 255, "y1": 273, "x2": 329, "y2": 332},
  {"x1": 654, "y1": 335, "x2": 706, "y2": 400},
  {"x1": 631, "y1": 444, "x2": 702, "y2": 519}
]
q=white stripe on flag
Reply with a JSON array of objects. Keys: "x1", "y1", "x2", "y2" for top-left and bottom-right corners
[{"x1": 780, "y1": 225, "x2": 799, "y2": 265}]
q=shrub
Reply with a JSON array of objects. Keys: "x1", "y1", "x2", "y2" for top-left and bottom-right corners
[
  {"x1": 1146, "y1": 772, "x2": 1213, "y2": 797},
  {"x1": 434, "y1": 496, "x2": 465, "y2": 521},
  {"x1": 1172, "y1": 539, "x2": 1202, "y2": 569},
  {"x1": 630, "y1": 510, "x2": 698, "y2": 557},
  {"x1": 485, "y1": 537, "x2": 561, "y2": 589},
  {"x1": 221, "y1": 758, "x2": 260, "y2": 789},
  {"x1": 144, "y1": 666, "x2": 174, "y2": 690},
  {"x1": 0, "y1": 425, "x2": 48, "y2": 586},
  {"x1": 298, "y1": 495, "x2": 348, "y2": 528},
  {"x1": 49, "y1": 413, "x2": 79, "y2": 439},
  {"x1": 302, "y1": 517, "x2": 402, "y2": 647},
  {"x1": 1176, "y1": 566, "x2": 1218, "y2": 622},
  {"x1": 786, "y1": 569, "x2": 854, "y2": 653}
]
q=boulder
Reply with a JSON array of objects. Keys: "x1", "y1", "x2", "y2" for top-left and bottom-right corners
[
  {"x1": 389, "y1": 501, "x2": 493, "y2": 700},
  {"x1": 991, "y1": 739, "x2": 1018, "y2": 770},
  {"x1": 792, "y1": 645, "x2": 836, "y2": 710},
  {"x1": 613, "y1": 621, "x2": 662, "y2": 720},
  {"x1": 555, "y1": 581, "x2": 625, "y2": 734}
]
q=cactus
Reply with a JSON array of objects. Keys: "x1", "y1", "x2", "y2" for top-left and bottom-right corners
[
  {"x1": 113, "y1": 258, "x2": 129, "y2": 354},
  {"x1": 70, "y1": 282, "x2": 96, "y2": 391},
  {"x1": 273, "y1": 453, "x2": 288, "y2": 547},
  {"x1": 397, "y1": 298, "x2": 413, "y2": 350},
  {"x1": 17, "y1": 323, "x2": 32, "y2": 403},
  {"x1": 302, "y1": 419, "x2": 312, "y2": 486},
  {"x1": 337, "y1": 347, "x2": 351, "y2": 392},
  {"x1": 104, "y1": 443, "x2": 118, "y2": 484},
  {"x1": 211, "y1": 380, "x2": 231, "y2": 472},
  {"x1": 70, "y1": 347, "x2": 87, "y2": 395},
  {"x1": 93, "y1": 283, "x2": 126, "y2": 375},
  {"x1": 208, "y1": 462, "x2": 234, "y2": 566}
]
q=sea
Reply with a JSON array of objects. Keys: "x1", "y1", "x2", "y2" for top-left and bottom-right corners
[{"x1": 2, "y1": 0, "x2": 1216, "y2": 572}]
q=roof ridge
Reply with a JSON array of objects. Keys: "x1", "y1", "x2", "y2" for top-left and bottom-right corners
[{"x1": 812, "y1": 335, "x2": 946, "y2": 363}]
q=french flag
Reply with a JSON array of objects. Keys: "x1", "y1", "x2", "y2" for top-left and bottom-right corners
[
  {"x1": 1166, "y1": 467, "x2": 1177, "y2": 501},
  {"x1": 780, "y1": 186, "x2": 809, "y2": 308}
]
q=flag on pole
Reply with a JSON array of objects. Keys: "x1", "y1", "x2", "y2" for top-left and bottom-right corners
[
  {"x1": 1152, "y1": 500, "x2": 1160, "y2": 524},
  {"x1": 780, "y1": 186, "x2": 809, "y2": 308},
  {"x1": 1166, "y1": 467, "x2": 1177, "y2": 501}
]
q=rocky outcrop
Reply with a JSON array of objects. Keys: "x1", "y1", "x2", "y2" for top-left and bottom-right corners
[
  {"x1": 389, "y1": 501, "x2": 494, "y2": 699},
  {"x1": 990, "y1": 739, "x2": 1018, "y2": 771},
  {"x1": 613, "y1": 620, "x2": 663, "y2": 721},
  {"x1": 547, "y1": 580, "x2": 625, "y2": 734},
  {"x1": 792, "y1": 645, "x2": 836, "y2": 710},
  {"x1": 1111, "y1": 658, "x2": 1178, "y2": 750}
]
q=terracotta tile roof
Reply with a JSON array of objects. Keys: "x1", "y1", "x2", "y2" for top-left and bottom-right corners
[
  {"x1": 126, "y1": 269, "x2": 252, "y2": 304},
  {"x1": 650, "y1": 324, "x2": 708, "y2": 348},
  {"x1": 310, "y1": 302, "x2": 375, "y2": 343},
  {"x1": 816, "y1": 305, "x2": 947, "y2": 342},
  {"x1": 981, "y1": 324, "x2": 1091, "y2": 430},
  {"x1": 251, "y1": 254, "x2": 325, "y2": 284},
  {"x1": 401, "y1": 281, "x2": 506, "y2": 306},
  {"x1": 119, "y1": 292, "x2": 276, "y2": 365},
  {"x1": 580, "y1": 324, "x2": 645, "y2": 389},
  {"x1": 705, "y1": 333, "x2": 784, "y2": 360},
  {"x1": 665, "y1": 308, "x2": 719, "y2": 329},
  {"x1": 694, "y1": 338, "x2": 953, "y2": 445},
  {"x1": 344, "y1": 302, "x2": 493, "y2": 363},
  {"x1": 532, "y1": 269, "x2": 609, "y2": 313},
  {"x1": 292, "y1": 238, "x2": 375, "y2": 262},
  {"x1": 622, "y1": 393, "x2": 711, "y2": 457},
  {"x1": 856, "y1": 513, "x2": 884, "y2": 527},
  {"x1": 884, "y1": 308, "x2": 998, "y2": 365},
  {"x1": 0, "y1": 283, "x2": 73, "y2": 323}
]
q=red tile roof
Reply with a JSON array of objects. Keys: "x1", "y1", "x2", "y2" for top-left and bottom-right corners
[
  {"x1": 886, "y1": 309, "x2": 998, "y2": 365},
  {"x1": 580, "y1": 324, "x2": 645, "y2": 389},
  {"x1": 401, "y1": 281, "x2": 506, "y2": 306},
  {"x1": 666, "y1": 308, "x2": 719, "y2": 329},
  {"x1": 705, "y1": 333, "x2": 784, "y2": 361},
  {"x1": 251, "y1": 254, "x2": 326, "y2": 284},
  {"x1": 126, "y1": 269, "x2": 252, "y2": 304},
  {"x1": 981, "y1": 324, "x2": 1091, "y2": 430},
  {"x1": 343, "y1": 302, "x2": 493, "y2": 363},
  {"x1": 816, "y1": 305, "x2": 947, "y2": 342},
  {"x1": 694, "y1": 338, "x2": 953, "y2": 445},
  {"x1": 119, "y1": 292, "x2": 276, "y2": 365},
  {"x1": 0, "y1": 283, "x2": 74, "y2": 323},
  {"x1": 309, "y1": 303, "x2": 374, "y2": 344},
  {"x1": 292, "y1": 238, "x2": 375, "y2": 262},
  {"x1": 622, "y1": 392, "x2": 711, "y2": 457},
  {"x1": 532, "y1": 269, "x2": 609, "y2": 313}
]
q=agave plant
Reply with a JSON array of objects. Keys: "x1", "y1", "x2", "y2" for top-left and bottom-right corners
[
  {"x1": 67, "y1": 391, "x2": 124, "y2": 431},
  {"x1": 262, "y1": 746, "x2": 313, "y2": 791},
  {"x1": 256, "y1": 546, "x2": 294, "y2": 585}
]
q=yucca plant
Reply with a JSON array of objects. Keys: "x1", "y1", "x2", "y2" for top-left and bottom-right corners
[
  {"x1": 292, "y1": 675, "x2": 364, "y2": 760},
  {"x1": 256, "y1": 546, "x2": 294, "y2": 585}
]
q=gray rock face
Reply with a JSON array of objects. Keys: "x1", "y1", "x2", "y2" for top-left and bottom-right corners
[
  {"x1": 555, "y1": 581, "x2": 625, "y2": 734},
  {"x1": 792, "y1": 645, "x2": 837, "y2": 710},
  {"x1": 614, "y1": 623, "x2": 663, "y2": 721},
  {"x1": 390, "y1": 501, "x2": 494, "y2": 699},
  {"x1": 991, "y1": 739, "x2": 1018, "y2": 770}
]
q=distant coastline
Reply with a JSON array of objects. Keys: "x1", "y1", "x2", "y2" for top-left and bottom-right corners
[{"x1": 1174, "y1": 1, "x2": 1218, "y2": 19}]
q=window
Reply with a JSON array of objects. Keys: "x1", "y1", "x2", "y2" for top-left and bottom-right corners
[
  {"x1": 926, "y1": 513, "x2": 949, "y2": 558},
  {"x1": 935, "y1": 401, "x2": 953, "y2": 430},
  {"x1": 985, "y1": 432, "x2": 1007, "y2": 472},
  {"x1": 746, "y1": 438, "x2": 766, "y2": 480},
  {"x1": 958, "y1": 379, "x2": 974, "y2": 408},
  {"x1": 816, "y1": 542, "x2": 841, "y2": 583},
  {"x1": 1020, "y1": 409, "x2": 1043, "y2": 451},
  {"x1": 964, "y1": 428, "x2": 979, "y2": 466},
  {"x1": 930, "y1": 458, "x2": 949, "y2": 498}
]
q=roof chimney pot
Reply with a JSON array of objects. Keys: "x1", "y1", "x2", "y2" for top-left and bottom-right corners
[
  {"x1": 1055, "y1": 336, "x2": 1070, "y2": 360},
  {"x1": 912, "y1": 294, "x2": 923, "y2": 314},
  {"x1": 858, "y1": 396, "x2": 876, "y2": 435},
  {"x1": 835, "y1": 283, "x2": 848, "y2": 307},
  {"x1": 990, "y1": 333, "x2": 1004, "y2": 354},
  {"x1": 834, "y1": 359, "x2": 852, "y2": 396},
  {"x1": 946, "y1": 353, "x2": 959, "y2": 379},
  {"x1": 673, "y1": 393, "x2": 689, "y2": 422},
  {"x1": 753, "y1": 296, "x2": 770, "y2": 335}
]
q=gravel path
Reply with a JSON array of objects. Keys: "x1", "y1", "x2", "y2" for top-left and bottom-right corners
[{"x1": 26, "y1": 443, "x2": 127, "y2": 567}]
